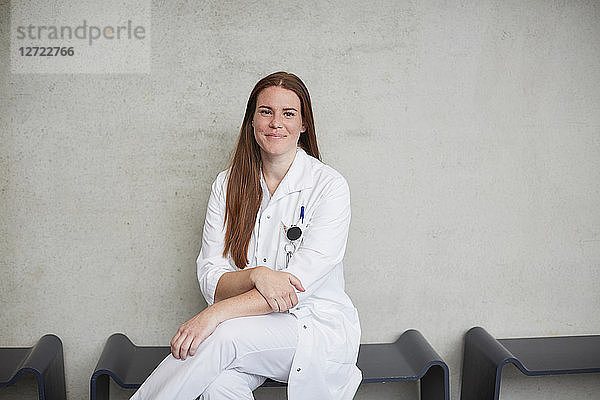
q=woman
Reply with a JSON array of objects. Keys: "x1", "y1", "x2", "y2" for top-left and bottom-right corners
[{"x1": 131, "y1": 71, "x2": 361, "y2": 399}]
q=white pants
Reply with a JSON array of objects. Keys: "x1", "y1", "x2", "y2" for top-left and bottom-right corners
[{"x1": 130, "y1": 313, "x2": 299, "y2": 400}]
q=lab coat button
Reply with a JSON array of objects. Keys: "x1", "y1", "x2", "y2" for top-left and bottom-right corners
[
  {"x1": 296, "y1": 368, "x2": 301, "y2": 372},
  {"x1": 263, "y1": 258, "x2": 267, "y2": 262},
  {"x1": 303, "y1": 324, "x2": 307, "y2": 329},
  {"x1": 266, "y1": 215, "x2": 271, "y2": 219}
]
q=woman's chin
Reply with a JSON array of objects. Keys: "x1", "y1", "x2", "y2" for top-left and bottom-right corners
[{"x1": 260, "y1": 145, "x2": 297, "y2": 160}]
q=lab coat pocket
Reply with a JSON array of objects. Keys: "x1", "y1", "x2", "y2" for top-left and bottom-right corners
[
  {"x1": 326, "y1": 349, "x2": 353, "y2": 364},
  {"x1": 321, "y1": 313, "x2": 359, "y2": 364},
  {"x1": 324, "y1": 359, "x2": 362, "y2": 400}
]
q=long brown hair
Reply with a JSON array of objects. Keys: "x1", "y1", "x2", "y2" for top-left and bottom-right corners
[{"x1": 223, "y1": 71, "x2": 320, "y2": 268}]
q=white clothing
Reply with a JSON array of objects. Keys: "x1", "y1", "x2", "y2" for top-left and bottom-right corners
[
  {"x1": 131, "y1": 313, "x2": 298, "y2": 400},
  {"x1": 198, "y1": 147, "x2": 361, "y2": 399},
  {"x1": 201, "y1": 369, "x2": 264, "y2": 400},
  {"x1": 132, "y1": 147, "x2": 361, "y2": 399}
]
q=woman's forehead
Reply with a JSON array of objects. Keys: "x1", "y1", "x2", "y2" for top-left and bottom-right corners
[{"x1": 256, "y1": 86, "x2": 301, "y2": 108}]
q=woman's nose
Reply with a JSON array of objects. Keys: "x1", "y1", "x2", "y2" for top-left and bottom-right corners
[{"x1": 269, "y1": 114, "x2": 282, "y2": 128}]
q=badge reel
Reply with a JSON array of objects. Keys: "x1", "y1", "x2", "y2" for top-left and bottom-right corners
[
  {"x1": 283, "y1": 207, "x2": 305, "y2": 267},
  {"x1": 284, "y1": 226, "x2": 302, "y2": 267}
]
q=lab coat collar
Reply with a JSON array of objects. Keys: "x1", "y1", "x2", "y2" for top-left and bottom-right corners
[{"x1": 266, "y1": 147, "x2": 314, "y2": 202}]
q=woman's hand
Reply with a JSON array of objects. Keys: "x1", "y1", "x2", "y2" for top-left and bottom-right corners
[
  {"x1": 250, "y1": 266, "x2": 305, "y2": 312},
  {"x1": 170, "y1": 307, "x2": 220, "y2": 360}
]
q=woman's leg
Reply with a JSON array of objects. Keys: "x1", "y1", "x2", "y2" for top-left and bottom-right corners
[
  {"x1": 130, "y1": 312, "x2": 298, "y2": 400},
  {"x1": 200, "y1": 369, "x2": 265, "y2": 400}
]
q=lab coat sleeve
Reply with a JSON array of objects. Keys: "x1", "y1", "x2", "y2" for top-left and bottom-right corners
[
  {"x1": 283, "y1": 175, "x2": 351, "y2": 303},
  {"x1": 196, "y1": 174, "x2": 237, "y2": 306}
]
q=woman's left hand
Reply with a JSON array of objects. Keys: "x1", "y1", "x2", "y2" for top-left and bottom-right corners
[{"x1": 170, "y1": 308, "x2": 220, "y2": 360}]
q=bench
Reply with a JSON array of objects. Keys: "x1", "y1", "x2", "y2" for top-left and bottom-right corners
[
  {"x1": 0, "y1": 334, "x2": 66, "y2": 400},
  {"x1": 460, "y1": 326, "x2": 600, "y2": 400},
  {"x1": 90, "y1": 329, "x2": 449, "y2": 400}
]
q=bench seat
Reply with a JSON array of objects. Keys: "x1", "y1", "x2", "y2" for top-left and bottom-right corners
[
  {"x1": 460, "y1": 326, "x2": 600, "y2": 400},
  {"x1": 91, "y1": 329, "x2": 449, "y2": 400}
]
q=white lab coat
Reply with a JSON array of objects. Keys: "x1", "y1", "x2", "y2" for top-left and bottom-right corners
[{"x1": 197, "y1": 147, "x2": 362, "y2": 399}]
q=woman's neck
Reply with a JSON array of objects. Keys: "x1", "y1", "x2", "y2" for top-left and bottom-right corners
[{"x1": 261, "y1": 149, "x2": 297, "y2": 196}]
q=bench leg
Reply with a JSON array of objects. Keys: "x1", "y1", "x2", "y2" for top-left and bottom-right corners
[
  {"x1": 460, "y1": 327, "x2": 514, "y2": 400},
  {"x1": 460, "y1": 343, "x2": 502, "y2": 400},
  {"x1": 91, "y1": 373, "x2": 110, "y2": 400},
  {"x1": 460, "y1": 358, "x2": 499, "y2": 400},
  {"x1": 41, "y1": 348, "x2": 67, "y2": 400},
  {"x1": 420, "y1": 365, "x2": 449, "y2": 400}
]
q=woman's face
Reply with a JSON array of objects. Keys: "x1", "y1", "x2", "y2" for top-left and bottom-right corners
[{"x1": 252, "y1": 86, "x2": 306, "y2": 161}]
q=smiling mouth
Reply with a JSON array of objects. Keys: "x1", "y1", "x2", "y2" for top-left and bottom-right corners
[{"x1": 265, "y1": 134, "x2": 286, "y2": 138}]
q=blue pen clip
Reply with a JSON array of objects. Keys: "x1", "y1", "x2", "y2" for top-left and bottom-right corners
[{"x1": 300, "y1": 206, "x2": 304, "y2": 224}]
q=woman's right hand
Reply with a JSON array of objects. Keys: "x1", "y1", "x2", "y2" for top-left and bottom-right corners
[
  {"x1": 170, "y1": 307, "x2": 221, "y2": 360},
  {"x1": 250, "y1": 266, "x2": 305, "y2": 312}
]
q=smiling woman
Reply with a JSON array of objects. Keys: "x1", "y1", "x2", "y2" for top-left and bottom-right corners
[
  {"x1": 252, "y1": 86, "x2": 306, "y2": 163},
  {"x1": 130, "y1": 71, "x2": 361, "y2": 400}
]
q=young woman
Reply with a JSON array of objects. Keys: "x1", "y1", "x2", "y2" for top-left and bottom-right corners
[{"x1": 130, "y1": 71, "x2": 361, "y2": 399}]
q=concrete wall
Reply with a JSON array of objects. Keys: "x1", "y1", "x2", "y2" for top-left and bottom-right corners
[{"x1": 1, "y1": 0, "x2": 599, "y2": 399}]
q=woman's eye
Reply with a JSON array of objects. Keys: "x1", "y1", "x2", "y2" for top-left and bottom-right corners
[
  {"x1": 259, "y1": 109, "x2": 271, "y2": 115},
  {"x1": 284, "y1": 112, "x2": 295, "y2": 117}
]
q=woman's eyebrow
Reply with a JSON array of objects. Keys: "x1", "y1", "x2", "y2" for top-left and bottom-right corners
[{"x1": 257, "y1": 105, "x2": 298, "y2": 112}]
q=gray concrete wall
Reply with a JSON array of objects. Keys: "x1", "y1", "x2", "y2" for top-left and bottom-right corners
[{"x1": 1, "y1": 0, "x2": 599, "y2": 399}]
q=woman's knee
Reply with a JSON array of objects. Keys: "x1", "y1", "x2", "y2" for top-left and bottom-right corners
[
  {"x1": 198, "y1": 314, "x2": 297, "y2": 368},
  {"x1": 204, "y1": 315, "x2": 269, "y2": 351},
  {"x1": 204, "y1": 318, "x2": 245, "y2": 349}
]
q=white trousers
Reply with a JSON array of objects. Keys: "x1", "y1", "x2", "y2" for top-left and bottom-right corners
[{"x1": 130, "y1": 313, "x2": 299, "y2": 400}]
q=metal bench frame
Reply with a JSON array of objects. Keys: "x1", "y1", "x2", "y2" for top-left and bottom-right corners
[
  {"x1": 0, "y1": 334, "x2": 66, "y2": 400},
  {"x1": 460, "y1": 326, "x2": 600, "y2": 400}
]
